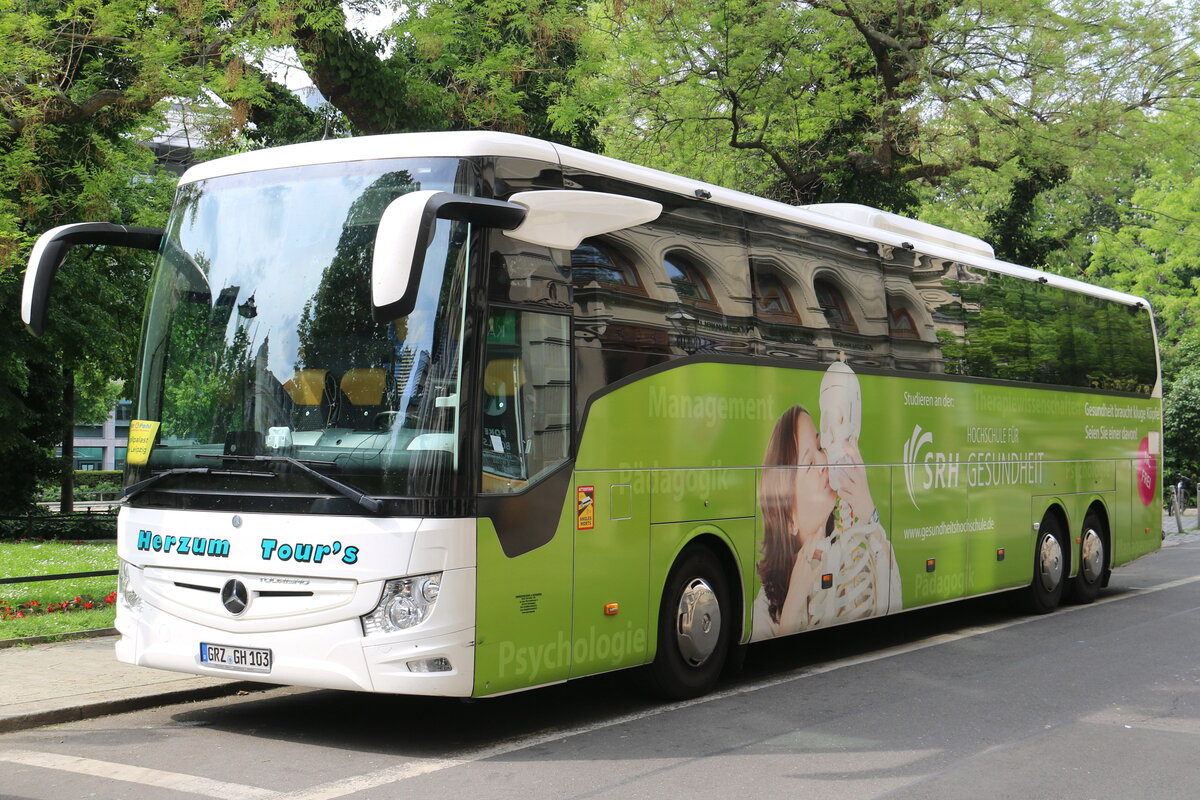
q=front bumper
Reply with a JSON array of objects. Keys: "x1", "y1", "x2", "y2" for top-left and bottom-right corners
[{"x1": 115, "y1": 603, "x2": 476, "y2": 697}]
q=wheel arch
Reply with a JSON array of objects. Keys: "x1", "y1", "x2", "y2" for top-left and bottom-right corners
[
  {"x1": 654, "y1": 527, "x2": 748, "y2": 655},
  {"x1": 645, "y1": 529, "x2": 744, "y2": 698}
]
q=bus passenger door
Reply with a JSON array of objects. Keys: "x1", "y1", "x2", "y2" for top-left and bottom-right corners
[{"x1": 474, "y1": 308, "x2": 576, "y2": 695}]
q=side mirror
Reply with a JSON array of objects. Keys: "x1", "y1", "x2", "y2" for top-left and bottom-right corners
[
  {"x1": 371, "y1": 189, "x2": 663, "y2": 321},
  {"x1": 503, "y1": 190, "x2": 662, "y2": 250},
  {"x1": 22, "y1": 222, "x2": 164, "y2": 336},
  {"x1": 372, "y1": 191, "x2": 527, "y2": 321}
]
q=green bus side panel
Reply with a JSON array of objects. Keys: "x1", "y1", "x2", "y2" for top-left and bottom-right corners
[
  {"x1": 746, "y1": 463, "x2": 904, "y2": 629},
  {"x1": 890, "y1": 465, "x2": 970, "y2": 607},
  {"x1": 577, "y1": 362, "x2": 786, "y2": 471},
  {"x1": 570, "y1": 470, "x2": 652, "y2": 679},
  {"x1": 473, "y1": 510, "x2": 574, "y2": 697},
  {"x1": 650, "y1": 468, "x2": 757, "y2": 524},
  {"x1": 576, "y1": 361, "x2": 1161, "y2": 628},
  {"x1": 648, "y1": 518, "x2": 757, "y2": 660},
  {"x1": 966, "y1": 478, "x2": 1040, "y2": 595}
]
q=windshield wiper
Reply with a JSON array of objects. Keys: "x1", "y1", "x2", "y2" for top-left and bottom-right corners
[
  {"x1": 120, "y1": 467, "x2": 276, "y2": 502},
  {"x1": 195, "y1": 454, "x2": 383, "y2": 514}
]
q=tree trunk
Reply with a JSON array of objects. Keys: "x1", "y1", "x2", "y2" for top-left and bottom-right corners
[{"x1": 59, "y1": 367, "x2": 74, "y2": 514}]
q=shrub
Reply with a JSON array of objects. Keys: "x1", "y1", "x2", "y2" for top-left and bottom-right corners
[
  {"x1": 37, "y1": 470, "x2": 124, "y2": 502},
  {"x1": 0, "y1": 511, "x2": 117, "y2": 541}
]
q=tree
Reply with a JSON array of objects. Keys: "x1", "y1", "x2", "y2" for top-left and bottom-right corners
[
  {"x1": 1086, "y1": 107, "x2": 1200, "y2": 363},
  {"x1": 0, "y1": 0, "x2": 251, "y2": 512},
  {"x1": 1164, "y1": 367, "x2": 1200, "y2": 497},
  {"x1": 281, "y1": 0, "x2": 595, "y2": 145},
  {"x1": 568, "y1": 0, "x2": 1200, "y2": 220},
  {"x1": 237, "y1": 62, "x2": 350, "y2": 148},
  {"x1": 0, "y1": 0, "x2": 604, "y2": 512}
]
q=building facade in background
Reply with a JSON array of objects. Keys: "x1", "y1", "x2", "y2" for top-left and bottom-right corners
[{"x1": 57, "y1": 400, "x2": 132, "y2": 471}]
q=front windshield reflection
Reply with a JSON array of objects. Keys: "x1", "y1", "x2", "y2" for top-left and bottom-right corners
[{"x1": 134, "y1": 158, "x2": 475, "y2": 501}]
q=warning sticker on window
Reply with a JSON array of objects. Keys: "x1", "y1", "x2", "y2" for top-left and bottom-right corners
[{"x1": 576, "y1": 486, "x2": 595, "y2": 530}]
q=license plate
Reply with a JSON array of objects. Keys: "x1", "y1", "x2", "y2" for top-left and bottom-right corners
[{"x1": 199, "y1": 642, "x2": 272, "y2": 673}]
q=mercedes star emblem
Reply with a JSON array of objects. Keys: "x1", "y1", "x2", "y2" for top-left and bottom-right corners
[{"x1": 221, "y1": 579, "x2": 249, "y2": 615}]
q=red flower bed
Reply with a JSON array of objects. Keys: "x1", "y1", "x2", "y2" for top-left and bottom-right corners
[{"x1": 0, "y1": 592, "x2": 117, "y2": 620}]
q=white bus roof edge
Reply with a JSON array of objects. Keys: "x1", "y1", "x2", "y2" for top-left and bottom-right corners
[{"x1": 181, "y1": 131, "x2": 1148, "y2": 309}]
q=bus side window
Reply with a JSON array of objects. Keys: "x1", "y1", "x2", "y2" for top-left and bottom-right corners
[
  {"x1": 482, "y1": 357, "x2": 527, "y2": 481},
  {"x1": 481, "y1": 309, "x2": 571, "y2": 494}
]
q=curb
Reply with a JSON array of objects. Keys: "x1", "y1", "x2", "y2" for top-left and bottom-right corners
[
  {"x1": 0, "y1": 680, "x2": 271, "y2": 734},
  {"x1": 0, "y1": 627, "x2": 117, "y2": 650}
]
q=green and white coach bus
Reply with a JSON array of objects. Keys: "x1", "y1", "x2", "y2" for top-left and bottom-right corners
[{"x1": 22, "y1": 131, "x2": 1162, "y2": 699}]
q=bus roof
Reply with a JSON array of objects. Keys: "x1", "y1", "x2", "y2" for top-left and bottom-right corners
[{"x1": 181, "y1": 131, "x2": 1149, "y2": 309}]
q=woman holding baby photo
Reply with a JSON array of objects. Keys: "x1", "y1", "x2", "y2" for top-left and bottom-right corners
[
  {"x1": 753, "y1": 404, "x2": 838, "y2": 638},
  {"x1": 752, "y1": 363, "x2": 903, "y2": 640}
]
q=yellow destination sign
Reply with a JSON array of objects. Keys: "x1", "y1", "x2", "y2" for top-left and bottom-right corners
[{"x1": 126, "y1": 420, "x2": 161, "y2": 465}]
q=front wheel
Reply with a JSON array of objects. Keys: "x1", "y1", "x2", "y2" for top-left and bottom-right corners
[
  {"x1": 1067, "y1": 512, "x2": 1106, "y2": 604},
  {"x1": 648, "y1": 546, "x2": 732, "y2": 700},
  {"x1": 1026, "y1": 515, "x2": 1067, "y2": 614}
]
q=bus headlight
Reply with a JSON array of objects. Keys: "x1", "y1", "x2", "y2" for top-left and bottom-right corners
[
  {"x1": 362, "y1": 573, "x2": 441, "y2": 636},
  {"x1": 118, "y1": 560, "x2": 142, "y2": 612}
]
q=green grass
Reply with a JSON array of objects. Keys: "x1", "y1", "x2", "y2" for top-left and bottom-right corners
[{"x1": 0, "y1": 541, "x2": 118, "y2": 640}]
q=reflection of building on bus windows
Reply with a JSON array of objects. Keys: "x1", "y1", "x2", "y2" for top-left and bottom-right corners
[
  {"x1": 751, "y1": 267, "x2": 802, "y2": 324},
  {"x1": 750, "y1": 261, "x2": 822, "y2": 361},
  {"x1": 887, "y1": 302, "x2": 920, "y2": 339},
  {"x1": 887, "y1": 292, "x2": 946, "y2": 373},
  {"x1": 570, "y1": 240, "x2": 645, "y2": 292},
  {"x1": 814, "y1": 278, "x2": 858, "y2": 333},
  {"x1": 664, "y1": 251, "x2": 718, "y2": 311}
]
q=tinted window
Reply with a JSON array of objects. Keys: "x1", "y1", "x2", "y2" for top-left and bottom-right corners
[
  {"x1": 487, "y1": 237, "x2": 571, "y2": 309},
  {"x1": 912, "y1": 257, "x2": 1155, "y2": 394},
  {"x1": 746, "y1": 214, "x2": 888, "y2": 366},
  {"x1": 1069, "y1": 291, "x2": 1157, "y2": 393},
  {"x1": 887, "y1": 303, "x2": 919, "y2": 339}
]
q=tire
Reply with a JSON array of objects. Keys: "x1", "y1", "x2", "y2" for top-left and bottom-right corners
[
  {"x1": 648, "y1": 546, "x2": 732, "y2": 700},
  {"x1": 1026, "y1": 515, "x2": 1067, "y2": 614},
  {"x1": 1067, "y1": 512, "x2": 1106, "y2": 605}
]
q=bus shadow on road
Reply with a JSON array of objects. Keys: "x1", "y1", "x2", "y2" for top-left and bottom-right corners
[{"x1": 166, "y1": 588, "x2": 1079, "y2": 758}]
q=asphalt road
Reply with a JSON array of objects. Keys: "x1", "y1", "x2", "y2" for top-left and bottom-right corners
[{"x1": 2, "y1": 539, "x2": 1199, "y2": 800}]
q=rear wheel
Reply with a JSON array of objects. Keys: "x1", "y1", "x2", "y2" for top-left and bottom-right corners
[
  {"x1": 648, "y1": 546, "x2": 731, "y2": 700},
  {"x1": 1026, "y1": 515, "x2": 1067, "y2": 614},
  {"x1": 1068, "y1": 512, "x2": 1106, "y2": 604}
]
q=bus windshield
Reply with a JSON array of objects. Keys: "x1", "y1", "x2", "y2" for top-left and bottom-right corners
[{"x1": 133, "y1": 157, "x2": 476, "y2": 502}]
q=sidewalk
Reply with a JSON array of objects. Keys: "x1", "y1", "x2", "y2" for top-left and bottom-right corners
[
  {"x1": 1162, "y1": 507, "x2": 1199, "y2": 536},
  {"x1": 0, "y1": 633, "x2": 264, "y2": 733}
]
